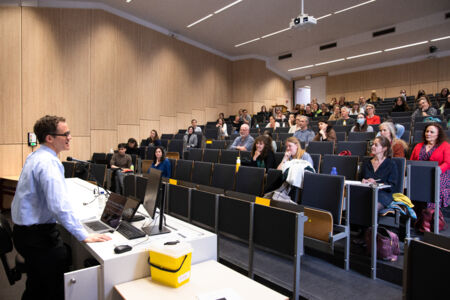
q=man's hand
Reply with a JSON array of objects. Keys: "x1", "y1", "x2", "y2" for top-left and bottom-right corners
[
  {"x1": 236, "y1": 146, "x2": 246, "y2": 151},
  {"x1": 83, "y1": 233, "x2": 112, "y2": 243}
]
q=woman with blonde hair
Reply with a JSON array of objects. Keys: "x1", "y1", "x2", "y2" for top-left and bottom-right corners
[
  {"x1": 277, "y1": 137, "x2": 313, "y2": 170},
  {"x1": 378, "y1": 122, "x2": 408, "y2": 157}
]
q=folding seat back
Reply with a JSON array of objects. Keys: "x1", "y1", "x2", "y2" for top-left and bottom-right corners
[
  {"x1": 211, "y1": 163, "x2": 236, "y2": 190},
  {"x1": 220, "y1": 149, "x2": 239, "y2": 165},
  {"x1": 347, "y1": 131, "x2": 376, "y2": 142},
  {"x1": 173, "y1": 159, "x2": 193, "y2": 182},
  {"x1": 191, "y1": 161, "x2": 213, "y2": 186},
  {"x1": 235, "y1": 166, "x2": 265, "y2": 196},
  {"x1": 203, "y1": 149, "x2": 220, "y2": 163},
  {"x1": 335, "y1": 141, "x2": 368, "y2": 157},
  {"x1": 321, "y1": 154, "x2": 359, "y2": 180},
  {"x1": 306, "y1": 141, "x2": 334, "y2": 155}
]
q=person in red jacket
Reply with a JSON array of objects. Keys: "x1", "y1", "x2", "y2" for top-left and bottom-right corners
[
  {"x1": 365, "y1": 104, "x2": 381, "y2": 125},
  {"x1": 410, "y1": 123, "x2": 449, "y2": 208}
]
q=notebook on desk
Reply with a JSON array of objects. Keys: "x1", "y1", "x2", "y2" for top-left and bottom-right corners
[{"x1": 83, "y1": 192, "x2": 127, "y2": 234}]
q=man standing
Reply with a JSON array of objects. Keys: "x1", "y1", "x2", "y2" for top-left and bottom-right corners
[
  {"x1": 293, "y1": 116, "x2": 315, "y2": 145},
  {"x1": 12, "y1": 115, "x2": 111, "y2": 300},
  {"x1": 229, "y1": 124, "x2": 254, "y2": 151}
]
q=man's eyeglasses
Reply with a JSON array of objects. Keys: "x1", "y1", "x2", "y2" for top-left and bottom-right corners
[{"x1": 50, "y1": 131, "x2": 71, "y2": 137}]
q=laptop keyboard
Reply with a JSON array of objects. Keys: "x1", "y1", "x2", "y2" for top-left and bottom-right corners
[
  {"x1": 117, "y1": 221, "x2": 146, "y2": 240},
  {"x1": 85, "y1": 221, "x2": 109, "y2": 231}
]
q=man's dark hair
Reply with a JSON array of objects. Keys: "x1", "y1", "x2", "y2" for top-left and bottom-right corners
[
  {"x1": 118, "y1": 143, "x2": 127, "y2": 149},
  {"x1": 33, "y1": 115, "x2": 66, "y2": 144}
]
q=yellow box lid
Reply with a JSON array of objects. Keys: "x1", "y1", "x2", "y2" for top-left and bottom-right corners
[{"x1": 148, "y1": 241, "x2": 193, "y2": 258}]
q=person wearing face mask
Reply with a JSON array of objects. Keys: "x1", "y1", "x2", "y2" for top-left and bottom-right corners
[
  {"x1": 350, "y1": 113, "x2": 373, "y2": 132},
  {"x1": 399, "y1": 89, "x2": 407, "y2": 102}
]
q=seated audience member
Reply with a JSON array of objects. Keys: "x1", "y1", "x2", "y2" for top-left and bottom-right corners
[
  {"x1": 229, "y1": 124, "x2": 254, "y2": 151},
  {"x1": 242, "y1": 109, "x2": 252, "y2": 125},
  {"x1": 265, "y1": 115, "x2": 280, "y2": 129},
  {"x1": 293, "y1": 116, "x2": 315, "y2": 145},
  {"x1": 243, "y1": 135, "x2": 275, "y2": 171},
  {"x1": 336, "y1": 107, "x2": 355, "y2": 126},
  {"x1": 297, "y1": 104, "x2": 306, "y2": 116},
  {"x1": 361, "y1": 136, "x2": 398, "y2": 211},
  {"x1": 399, "y1": 89, "x2": 407, "y2": 101},
  {"x1": 216, "y1": 112, "x2": 225, "y2": 122},
  {"x1": 368, "y1": 90, "x2": 381, "y2": 103},
  {"x1": 439, "y1": 87, "x2": 449, "y2": 99},
  {"x1": 410, "y1": 123, "x2": 449, "y2": 208},
  {"x1": 216, "y1": 118, "x2": 228, "y2": 139},
  {"x1": 328, "y1": 105, "x2": 341, "y2": 121},
  {"x1": 142, "y1": 129, "x2": 161, "y2": 147},
  {"x1": 319, "y1": 103, "x2": 331, "y2": 117},
  {"x1": 416, "y1": 89, "x2": 426, "y2": 101},
  {"x1": 351, "y1": 113, "x2": 374, "y2": 132},
  {"x1": 338, "y1": 96, "x2": 346, "y2": 107},
  {"x1": 277, "y1": 136, "x2": 313, "y2": 170},
  {"x1": 311, "y1": 102, "x2": 322, "y2": 117},
  {"x1": 183, "y1": 126, "x2": 198, "y2": 149},
  {"x1": 439, "y1": 94, "x2": 450, "y2": 114},
  {"x1": 287, "y1": 113, "x2": 296, "y2": 127},
  {"x1": 392, "y1": 96, "x2": 410, "y2": 112},
  {"x1": 259, "y1": 105, "x2": 270, "y2": 121},
  {"x1": 359, "y1": 96, "x2": 368, "y2": 112},
  {"x1": 378, "y1": 122, "x2": 408, "y2": 157},
  {"x1": 149, "y1": 146, "x2": 171, "y2": 178},
  {"x1": 111, "y1": 143, "x2": 132, "y2": 193},
  {"x1": 304, "y1": 104, "x2": 314, "y2": 118},
  {"x1": 289, "y1": 115, "x2": 303, "y2": 134},
  {"x1": 291, "y1": 104, "x2": 301, "y2": 114},
  {"x1": 125, "y1": 138, "x2": 139, "y2": 155},
  {"x1": 275, "y1": 108, "x2": 286, "y2": 121},
  {"x1": 411, "y1": 96, "x2": 437, "y2": 123},
  {"x1": 186, "y1": 119, "x2": 202, "y2": 134},
  {"x1": 231, "y1": 115, "x2": 243, "y2": 134},
  {"x1": 313, "y1": 120, "x2": 336, "y2": 143},
  {"x1": 263, "y1": 130, "x2": 277, "y2": 152},
  {"x1": 328, "y1": 97, "x2": 337, "y2": 109},
  {"x1": 349, "y1": 102, "x2": 363, "y2": 116},
  {"x1": 365, "y1": 104, "x2": 381, "y2": 125}
]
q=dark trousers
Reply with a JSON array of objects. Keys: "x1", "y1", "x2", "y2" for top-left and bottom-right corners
[{"x1": 13, "y1": 224, "x2": 69, "y2": 300}]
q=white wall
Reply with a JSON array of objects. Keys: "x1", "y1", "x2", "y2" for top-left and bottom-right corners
[{"x1": 295, "y1": 76, "x2": 327, "y2": 103}]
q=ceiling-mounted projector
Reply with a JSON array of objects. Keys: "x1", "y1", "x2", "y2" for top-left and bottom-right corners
[{"x1": 290, "y1": 14, "x2": 317, "y2": 29}]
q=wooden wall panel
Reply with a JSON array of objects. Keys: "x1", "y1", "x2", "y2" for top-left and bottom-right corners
[
  {"x1": 204, "y1": 108, "x2": 218, "y2": 124},
  {"x1": 117, "y1": 125, "x2": 140, "y2": 144},
  {"x1": 176, "y1": 113, "x2": 192, "y2": 133},
  {"x1": 385, "y1": 86, "x2": 409, "y2": 98},
  {"x1": 139, "y1": 120, "x2": 160, "y2": 142},
  {"x1": 0, "y1": 145, "x2": 23, "y2": 176},
  {"x1": 90, "y1": 11, "x2": 118, "y2": 130},
  {"x1": 343, "y1": 91, "x2": 362, "y2": 103},
  {"x1": 437, "y1": 81, "x2": 450, "y2": 92},
  {"x1": 438, "y1": 56, "x2": 450, "y2": 81},
  {"x1": 409, "y1": 59, "x2": 438, "y2": 84},
  {"x1": 410, "y1": 82, "x2": 438, "y2": 95},
  {"x1": 159, "y1": 116, "x2": 177, "y2": 135},
  {"x1": 191, "y1": 110, "x2": 205, "y2": 127},
  {"x1": 0, "y1": 7, "x2": 21, "y2": 144},
  {"x1": 90, "y1": 130, "x2": 117, "y2": 154},
  {"x1": 216, "y1": 104, "x2": 229, "y2": 117},
  {"x1": 63, "y1": 137, "x2": 91, "y2": 161}
]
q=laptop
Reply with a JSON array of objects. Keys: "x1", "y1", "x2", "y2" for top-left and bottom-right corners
[{"x1": 83, "y1": 192, "x2": 127, "y2": 233}]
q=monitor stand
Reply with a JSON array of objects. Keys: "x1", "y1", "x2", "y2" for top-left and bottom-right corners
[{"x1": 142, "y1": 224, "x2": 170, "y2": 236}]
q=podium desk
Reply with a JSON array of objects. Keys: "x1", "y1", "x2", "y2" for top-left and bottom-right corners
[
  {"x1": 64, "y1": 178, "x2": 217, "y2": 300},
  {"x1": 114, "y1": 260, "x2": 288, "y2": 300},
  {"x1": 0, "y1": 175, "x2": 20, "y2": 211}
]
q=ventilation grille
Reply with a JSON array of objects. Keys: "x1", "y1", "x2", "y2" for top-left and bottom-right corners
[
  {"x1": 373, "y1": 27, "x2": 396, "y2": 37},
  {"x1": 445, "y1": 12, "x2": 450, "y2": 19},
  {"x1": 278, "y1": 53, "x2": 292, "y2": 60},
  {"x1": 319, "y1": 42, "x2": 337, "y2": 51}
]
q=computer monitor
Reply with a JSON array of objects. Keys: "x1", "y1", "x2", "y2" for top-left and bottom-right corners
[{"x1": 141, "y1": 168, "x2": 170, "y2": 236}]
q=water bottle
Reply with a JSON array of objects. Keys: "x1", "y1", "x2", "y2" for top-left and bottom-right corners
[
  {"x1": 256, "y1": 123, "x2": 259, "y2": 129},
  {"x1": 330, "y1": 167, "x2": 338, "y2": 175},
  {"x1": 343, "y1": 120, "x2": 347, "y2": 126},
  {"x1": 236, "y1": 156, "x2": 241, "y2": 173},
  {"x1": 98, "y1": 191, "x2": 106, "y2": 212},
  {"x1": 130, "y1": 164, "x2": 134, "y2": 172}
]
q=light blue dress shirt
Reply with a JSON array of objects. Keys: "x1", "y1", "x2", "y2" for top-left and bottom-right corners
[
  {"x1": 11, "y1": 145, "x2": 88, "y2": 241},
  {"x1": 229, "y1": 135, "x2": 255, "y2": 151}
]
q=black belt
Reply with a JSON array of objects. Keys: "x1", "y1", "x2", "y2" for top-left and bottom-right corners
[{"x1": 14, "y1": 223, "x2": 57, "y2": 231}]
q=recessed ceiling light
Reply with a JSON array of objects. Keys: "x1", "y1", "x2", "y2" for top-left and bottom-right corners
[
  {"x1": 261, "y1": 27, "x2": 291, "y2": 39},
  {"x1": 187, "y1": 14, "x2": 214, "y2": 28},
  {"x1": 384, "y1": 41, "x2": 428, "y2": 52},
  {"x1": 288, "y1": 65, "x2": 314, "y2": 72},
  {"x1": 316, "y1": 14, "x2": 332, "y2": 20},
  {"x1": 334, "y1": 0, "x2": 376, "y2": 15},
  {"x1": 214, "y1": 0, "x2": 243, "y2": 14},
  {"x1": 126, "y1": 0, "x2": 132, "y2": 3},
  {"x1": 235, "y1": 38, "x2": 260, "y2": 47},
  {"x1": 431, "y1": 36, "x2": 450, "y2": 42},
  {"x1": 314, "y1": 58, "x2": 345, "y2": 66},
  {"x1": 346, "y1": 50, "x2": 382, "y2": 60}
]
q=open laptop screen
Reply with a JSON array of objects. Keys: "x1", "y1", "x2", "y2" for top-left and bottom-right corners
[{"x1": 100, "y1": 192, "x2": 127, "y2": 229}]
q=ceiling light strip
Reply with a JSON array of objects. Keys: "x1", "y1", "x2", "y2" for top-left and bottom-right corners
[
  {"x1": 431, "y1": 36, "x2": 450, "y2": 42},
  {"x1": 316, "y1": 14, "x2": 332, "y2": 20},
  {"x1": 214, "y1": 0, "x2": 243, "y2": 14},
  {"x1": 384, "y1": 40, "x2": 428, "y2": 52},
  {"x1": 262, "y1": 27, "x2": 291, "y2": 39},
  {"x1": 315, "y1": 58, "x2": 345, "y2": 66},
  {"x1": 346, "y1": 50, "x2": 382, "y2": 60},
  {"x1": 235, "y1": 38, "x2": 260, "y2": 47},
  {"x1": 288, "y1": 65, "x2": 314, "y2": 72},
  {"x1": 334, "y1": 0, "x2": 376, "y2": 15},
  {"x1": 187, "y1": 14, "x2": 214, "y2": 28}
]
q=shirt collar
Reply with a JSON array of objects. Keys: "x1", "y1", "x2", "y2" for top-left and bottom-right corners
[{"x1": 39, "y1": 144, "x2": 57, "y2": 157}]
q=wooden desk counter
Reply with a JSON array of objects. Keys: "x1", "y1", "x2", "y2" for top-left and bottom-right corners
[
  {"x1": 0, "y1": 175, "x2": 20, "y2": 210},
  {"x1": 115, "y1": 260, "x2": 288, "y2": 300}
]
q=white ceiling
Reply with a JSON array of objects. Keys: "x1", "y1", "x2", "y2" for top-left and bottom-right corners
[{"x1": 15, "y1": 0, "x2": 450, "y2": 79}]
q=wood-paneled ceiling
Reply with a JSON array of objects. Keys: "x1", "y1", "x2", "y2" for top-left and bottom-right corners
[{"x1": 11, "y1": 0, "x2": 450, "y2": 79}]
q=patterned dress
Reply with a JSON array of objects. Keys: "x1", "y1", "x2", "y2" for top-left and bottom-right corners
[{"x1": 418, "y1": 145, "x2": 450, "y2": 208}]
